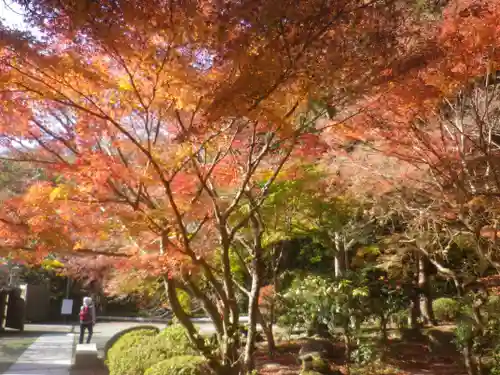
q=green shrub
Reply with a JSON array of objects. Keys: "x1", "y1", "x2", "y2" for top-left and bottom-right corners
[
  {"x1": 452, "y1": 320, "x2": 474, "y2": 349},
  {"x1": 104, "y1": 325, "x2": 160, "y2": 359},
  {"x1": 107, "y1": 328, "x2": 158, "y2": 364},
  {"x1": 432, "y1": 298, "x2": 460, "y2": 322},
  {"x1": 106, "y1": 325, "x2": 197, "y2": 375},
  {"x1": 144, "y1": 356, "x2": 208, "y2": 375},
  {"x1": 351, "y1": 341, "x2": 379, "y2": 365},
  {"x1": 490, "y1": 345, "x2": 500, "y2": 375},
  {"x1": 157, "y1": 324, "x2": 196, "y2": 355},
  {"x1": 485, "y1": 295, "x2": 500, "y2": 319},
  {"x1": 311, "y1": 356, "x2": 329, "y2": 373},
  {"x1": 391, "y1": 309, "x2": 408, "y2": 330}
]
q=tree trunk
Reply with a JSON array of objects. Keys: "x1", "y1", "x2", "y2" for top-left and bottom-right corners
[
  {"x1": 408, "y1": 286, "x2": 420, "y2": 330},
  {"x1": 164, "y1": 277, "x2": 232, "y2": 375},
  {"x1": 454, "y1": 279, "x2": 464, "y2": 297},
  {"x1": 418, "y1": 254, "x2": 436, "y2": 326},
  {"x1": 350, "y1": 315, "x2": 360, "y2": 332},
  {"x1": 334, "y1": 233, "x2": 346, "y2": 278},
  {"x1": 257, "y1": 310, "x2": 276, "y2": 356},
  {"x1": 243, "y1": 248, "x2": 263, "y2": 373},
  {"x1": 463, "y1": 340, "x2": 478, "y2": 375},
  {"x1": 380, "y1": 313, "x2": 388, "y2": 342},
  {"x1": 417, "y1": 247, "x2": 464, "y2": 298},
  {"x1": 263, "y1": 241, "x2": 282, "y2": 357},
  {"x1": 343, "y1": 323, "x2": 352, "y2": 375}
]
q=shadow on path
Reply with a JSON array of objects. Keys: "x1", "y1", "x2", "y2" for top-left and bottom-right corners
[
  {"x1": 0, "y1": 329, "x2": 75, "y2": 375},
  {"x1": 0, "y1": 332, "x2": 41, "y2": 374},
  {"x1": 1, "y1": 362, "x2": 68, "y2": 375},
  {"x1": 0, "y1": 361, "x2": 108, "y2": 375}
]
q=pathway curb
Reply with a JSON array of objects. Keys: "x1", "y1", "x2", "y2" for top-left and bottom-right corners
[{"x1": 97, "y1": 316, "x2": 170, "y2": 324}]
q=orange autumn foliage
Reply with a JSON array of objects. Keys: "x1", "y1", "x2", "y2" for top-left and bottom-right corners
[{"x1": 0, "y1": 0, "x2": 447, "y2": 372}]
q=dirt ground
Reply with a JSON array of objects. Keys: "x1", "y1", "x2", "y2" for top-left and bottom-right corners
[{"x1": 255, "y1": 329, "x2": 467, "y2": 375}]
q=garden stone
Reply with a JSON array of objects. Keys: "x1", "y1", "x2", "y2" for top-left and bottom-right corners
[
  {"x1": 299, "y1": 338, "x2": 337, "y2": 360},
  {"x1": 300, "y1": 357, "x2": 340, "y2": 375},
  {"x1": 300, "y1": 353, "x2": 332, "y2": 374}
]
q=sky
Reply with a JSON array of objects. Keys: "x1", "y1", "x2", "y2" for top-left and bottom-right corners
[
  {"x1": 0, "y1": 1, "x2": 28, "y2": 30},
  {"x1": 0, "y1": 1, "x2": 53, "y2": 155},
  {"x1": 0, "y1": 0, "x2": 44, "y2": 39}
]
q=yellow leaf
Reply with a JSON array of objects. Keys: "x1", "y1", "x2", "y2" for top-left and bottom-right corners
[
  {"x1": 49, "y1": 186, "x2": 62, "y2": 202},
  {"x1": 118, "y1": 77, "x2": 133, "y2": 91}
]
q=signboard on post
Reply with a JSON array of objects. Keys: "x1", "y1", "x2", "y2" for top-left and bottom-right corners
[{"x1": 61, "y1": 299, "x2": 73, "y2": 315}]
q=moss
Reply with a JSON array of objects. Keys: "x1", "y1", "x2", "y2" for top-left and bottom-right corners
[{"x1": 311, "y1": 356, "x2": 329, "y2": 373}]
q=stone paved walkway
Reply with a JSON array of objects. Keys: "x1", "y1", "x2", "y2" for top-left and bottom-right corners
[{"x1": 4, "y1": 333, "x2": 74, "y2": 375}]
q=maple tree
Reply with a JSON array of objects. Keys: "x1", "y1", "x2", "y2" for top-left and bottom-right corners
[
  {"x1": 352, "y1": 0, "x2": 500, "y2": 194},
  {"x1": 371, "y1": 0, "x2": 500, "y2": 282},
  {"x1": 0, "y1": 0, "x2": 424, "y2": 373},
  {"x1": 325, "y1": 5, "x2": 500, "y2": 372}
]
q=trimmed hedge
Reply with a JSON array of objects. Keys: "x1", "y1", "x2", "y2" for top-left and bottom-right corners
[
  {"x1": 144, "y1": 356, "x2": 208, "y2": 375},
  {"x1": 432, "y1": 297, "x2": 460, "y2": 322},
  {"x1": 106, "y1": 329, "x2": 159, "y2": 375},
  {"x1": 106, "y1": 325, "x2": 198, "y2": 375},
  {"x1": 104, "y1": 325, "x2": 160, "y2": 359}
]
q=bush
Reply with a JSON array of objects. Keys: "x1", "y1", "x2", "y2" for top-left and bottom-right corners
[
  {"x1": 144, "y1": 356, "x2": 208, "y2": 375},
  {"x1": 452, "y1": 320, "x2": 474, "y2": 349},
  {"x1": 158, "y1": 324, "x2": 193, "y2": 355},
  {"x1": 489, "y1": 345, "x2": 500, "y2": 375},
  {"x1": 107, "y1": 328, "x2": 158, "y2": 363},
  {"x1": 104, "y1": 325, "x2": 160, "y2": 359},
  {"x1": 433, "y1": 298, "x2": 460, "y2": 322},
  {"x1": 106, "y1": 325, "x2": 197, "y2": 375},
  {"x1": 391, "y1": 309, "x2": 409, "y2": 330},
  {"x1": 351, "y1": 341, "x2": 379, "y2": 365},
  {"x1": 485, "y1": 295, "x2": 500, "y2": 319}
]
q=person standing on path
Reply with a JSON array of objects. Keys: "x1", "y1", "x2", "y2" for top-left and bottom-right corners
[{"x1": 79, "y1": 296, "x2": 96, "y2": 344}]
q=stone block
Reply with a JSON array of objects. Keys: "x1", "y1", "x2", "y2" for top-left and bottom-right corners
[{"x1": 74, "y1": 343, "x2": 101, "y2": 369}]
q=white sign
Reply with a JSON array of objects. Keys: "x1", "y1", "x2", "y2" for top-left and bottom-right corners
[{"x1": 61, "y1": 299, "x2": 73, "y2": 315}]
